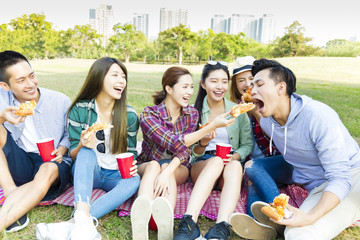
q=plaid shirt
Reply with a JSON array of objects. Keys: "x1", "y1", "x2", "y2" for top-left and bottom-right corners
[
  {"x1": 250, "y1": 115, "x2": 280, "y2": 157},
  {"x1": 67, "y1": 99, "x2": 139, "y2": 158},
  {"x1": 137, "y1": 101, "x2": 198, "y2": 168}
]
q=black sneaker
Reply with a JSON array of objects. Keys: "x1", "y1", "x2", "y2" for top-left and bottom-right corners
[
  {"x1": 5, "y1": 214, "x2": 29, "y2": 233},
  {"x1": 174, "y1": 214, "x2": 202, "y2": 240},
  {"x1": 204, "y1": 221, "x2": 232, "y2": 240}
]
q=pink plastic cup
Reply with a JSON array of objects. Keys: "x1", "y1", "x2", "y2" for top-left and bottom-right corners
[
  {"x1": 36, "y1": 138, "x2": 55, "y2": 162},
  {"x1": 116, "y1": 153, "x2": 134, "y2": 179},
  {"x1": 216, "y1": 143, "x2": 232, "y2": 162}
]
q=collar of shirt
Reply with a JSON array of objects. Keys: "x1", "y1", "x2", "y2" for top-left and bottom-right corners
[{"x1": 156, "y1": 101, "x2": 192, "y2": 121}]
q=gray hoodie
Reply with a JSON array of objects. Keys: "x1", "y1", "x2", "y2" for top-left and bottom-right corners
[{"x1": 260, "y1": 93, "x2": 360, "y2": 201}]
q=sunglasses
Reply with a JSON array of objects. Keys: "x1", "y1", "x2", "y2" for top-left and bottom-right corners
[
  {"x1": 207, "y1": 60, "x2": 229, "y2": 67},
  {"x1": 96, "y1": 130, "x2": 105, "y2": 153}
]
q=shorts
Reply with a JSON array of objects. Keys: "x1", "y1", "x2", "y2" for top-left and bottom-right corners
[{"x1": 3, "y1": 128, "x2": 71, "y2": 201}]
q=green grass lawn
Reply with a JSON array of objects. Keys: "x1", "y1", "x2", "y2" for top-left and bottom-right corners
[{"x1": 2, "y1": 57, "x2": 360, "y2": 239}]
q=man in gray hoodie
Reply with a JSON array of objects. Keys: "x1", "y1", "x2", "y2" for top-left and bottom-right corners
[{"x1": 243, "y1": 58, "x2": 360, "y2": 239}]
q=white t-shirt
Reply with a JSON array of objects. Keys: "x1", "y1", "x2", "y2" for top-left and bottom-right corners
[
  {"x1": 95, "y1": 126, "x2": 118, "y2": 170},
  {"x1": 206, "y1": 127, "x2": 232, "y2": 152},
  {"x1": 20, "y1": 116, "x2": 39, "y2": 153}
]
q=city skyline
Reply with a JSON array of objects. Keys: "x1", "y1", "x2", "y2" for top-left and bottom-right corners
[{"x1": 0, "y1": 0, "x2": 359, "y2": 47}]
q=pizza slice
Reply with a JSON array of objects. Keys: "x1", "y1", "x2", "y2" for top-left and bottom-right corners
[
  {"x1": 261, "y1": 193, "x2": 292, "y2": 221},
  {"x1": 84, "y1": 122, "x2": 114, "y2": 139},
  {"x1": 13, "y1": 100, "x2": 37, "y2": 116},
  {"x1": 230, "y1": 102, "x2": 255, "y2": 117},
  {"x1": 243, "y1": 88, "x2": 252, "y2": 102}
]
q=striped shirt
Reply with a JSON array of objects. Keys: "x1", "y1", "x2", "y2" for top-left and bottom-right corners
[
  {"x1": 67, "y1": 99, "x2": 139, "y2": 159},
  {"x1": 137, "y1": 101, "x2": 198, "y2": 168}
]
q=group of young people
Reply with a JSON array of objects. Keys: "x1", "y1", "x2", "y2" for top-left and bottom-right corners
[{"x1": 0, "y1": 50, "x2": 359, "y2": 240}]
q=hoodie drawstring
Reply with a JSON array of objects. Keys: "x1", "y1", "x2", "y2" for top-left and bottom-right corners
[
  {"x1": 269, "y1": 123, "x2": 274, "y2": 155},
  {"x1": 284, "y1": 126, "x2": 287, "y2": 156}
]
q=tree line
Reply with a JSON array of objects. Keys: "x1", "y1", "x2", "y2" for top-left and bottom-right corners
[{"x1": 1, "y1": 13, "x2": 360, "y2": 64}]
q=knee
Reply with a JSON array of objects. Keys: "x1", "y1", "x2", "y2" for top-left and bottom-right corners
[
  {"x1": 244, "y1": 160, "x2": 256, "y2": 175},
  {"x1": 208, "y1": 156, "x2": 224, "y2": 169},
  {"x1": 36, "y1": 162, "x2": 59, "y2": 183},
  {"x1": 224, "y1": 160, "x2": 243, "y2": 177},
  {"x1": 76, "y1": 148, "x2": 97, "y2": 163},
  {"x1": 0, "y1": 125, "x2": 7, "y2": 149},
  {"x1": 145, "y1": 160, "x2": 161, "y2": 174}
]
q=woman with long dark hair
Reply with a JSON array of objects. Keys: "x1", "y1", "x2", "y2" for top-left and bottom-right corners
[
  {"x1": 174, "y1": 61, "x2": 253, "y2": 240},
  {"x1": 131, "y1": 66, "x2": 234, "y2": 240},
  {"x1": 66, "y1": 57, "x2": 140, "y2": 240}
]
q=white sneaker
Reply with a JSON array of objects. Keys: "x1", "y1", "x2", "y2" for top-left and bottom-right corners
[
  {"x1": 67, "y1": 210, "x2": 101, "y2": 240},
  {"x1": 131, "y1": 195, "x2": 151, "y2": 240},
  {"x1": 251, "y1": 201, "x2": 285, "y2": 234},
  {"x1": 229, "y1": 213, "x2": 277, "y2": 240},
  {"x1": 152, "y1": 197, "x2": 174, "y2": 240},
  {"x1": 36, "y1": 222, "x2": 73, "y2": 240}
]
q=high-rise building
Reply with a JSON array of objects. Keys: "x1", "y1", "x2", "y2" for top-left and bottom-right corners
[
  {"x1": 89, "y1": 4, "x2": 114, "y2": 46},
  {"x1": 133, "y1": 13, "x2": 149, "y2": 37},
  {"x1": 211, "y1": 15, "x2": 227, "y2": 34},
  {"x1": 159, "y1": 8, "x2": 188, "y2": 32},
  {"x1": 227, "y1": 14, "x2": 255, "y2": 37},
  {"x1": 257, "y1": 14, "x2": 276, "y2": 43}
]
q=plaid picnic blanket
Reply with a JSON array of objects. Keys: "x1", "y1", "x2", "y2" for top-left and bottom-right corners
[
  {"x1": 1, "y1": 181, "x2": 360, "y2": 227},
  {"x1": 0, "y1": 180, "x2": 307, "y2": 219}
]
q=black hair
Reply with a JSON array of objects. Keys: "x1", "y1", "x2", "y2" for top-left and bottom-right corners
[
  {"x1": 194, "y1": 62, "x2": 230, "y2": 125},
  {"x1": 0, "y1": 51, "x2": 30, "y2": 84},
  {"x1": 251, "y1": 58, "x2": 296, "y2": 96}
]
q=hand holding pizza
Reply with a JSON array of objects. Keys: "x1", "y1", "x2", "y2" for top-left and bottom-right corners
[{"x1": 0, "y1": 106, "x2": 26, "y2": 125}]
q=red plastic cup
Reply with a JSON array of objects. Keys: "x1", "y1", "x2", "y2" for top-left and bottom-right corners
[
  {"x1": 36, "y1": 138, "x2": 55, "y2": 162},
  {"x1": 216, "y1": 143, "x2": 232, "y2": 162},
  {"x1": 116, "y1": 153, "x2": 134, "y2": 179}
]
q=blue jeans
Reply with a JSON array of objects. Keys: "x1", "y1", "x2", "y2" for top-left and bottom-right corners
[
  {"x1": 72, "y1": 148, "x2": 140, "y2": 219},
  {"x1": 245, "y1": 155, "x2": 294, "y2": 217}
]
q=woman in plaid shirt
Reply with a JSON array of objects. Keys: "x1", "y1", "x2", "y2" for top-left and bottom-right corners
[
  {"x1": 131, "y1": 67, "x2": 235, "y2": 240},
  {"x1": 66, "y1": 57, "x2": 140, "y2": 240}
]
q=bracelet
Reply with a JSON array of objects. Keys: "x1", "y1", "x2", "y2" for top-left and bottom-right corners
[{"x1": 198, "y1": 141, "x2": 209, "y2": 148}]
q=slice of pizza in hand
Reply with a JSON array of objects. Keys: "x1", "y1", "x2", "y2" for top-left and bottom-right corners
[
  {"x1": 84, "y1": 122, "x2": 114, "y2": 139},
  {"x1": 243, "y1": 89, "x2": 252, "y2": 102},
  {"x1": 230, "y1": 102, "x2": 255, "y2": 118},
  {"x1": 13, "y1": 100, "x2": 37, "y2": 116},
  {"x1": 261, "y1": 193, "x2": 293, "y2": 221}
]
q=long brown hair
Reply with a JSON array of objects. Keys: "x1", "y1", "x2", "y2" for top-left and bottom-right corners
[
  {"x1": 229, "y1": 74, "x2": 242, "y2": 103},
  {"x1": 68, "y1": 57, "x2": 128, "y2": 154},
  {"x1": 152, "y1": 66, "x2": 192, "y2": 105}
]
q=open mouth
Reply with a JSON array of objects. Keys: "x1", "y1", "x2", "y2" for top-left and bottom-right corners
[
  {"x1": 213, "y1": 91, "x2": 223, "y2": 97},
  {"x1": 183, "y1": 96, "x2": 190, "y2": 103},
  {"x1": 253, "y1": 98, "x2": 264, "y2": 112},
  {"x1": 114, "y1": 87, "x2": 123, "y2": 94}
]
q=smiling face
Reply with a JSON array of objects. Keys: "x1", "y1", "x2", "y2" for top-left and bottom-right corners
[
  {"x1": 0, "y1": 60, "x2": 39, "y2": 103},
  {"x1": 166, "y1": 74, "x2": 194, "y2": 108},
  {"x1": 100, "y1": 63, "x2": 127, "y2": 100},
  {"x1": 201, "y1": 69, "x2": 229, "y2": 102},
  {"x1": 251, "y1": 68, "x2": 285, "y2": 118},
  {"x1": 235, "y1": 70, "x2": 253, "y2": 95}
]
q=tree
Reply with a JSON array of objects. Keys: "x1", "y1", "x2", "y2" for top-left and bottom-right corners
[
  {"x1": 211, "y1": 32, "x2": 246, "y2": 61},
  {"x1": 194, "y1": 30, "x2": 215, "y2": 62},
  {"x1": 158, "y1": 24, "x2": 197, "y2": 65},
  {"x1": 65, "y1": 25, "x2": 103, "y2": 59},
  {"x1": 272, "y1": 21, "x2": 319, "y2": 57},
  {"x1": 109, "y1": 23, "x2": 147, "y2": 63},
  {"x1": 324, "y1": 39, "x2": 360, "y2": 57}
]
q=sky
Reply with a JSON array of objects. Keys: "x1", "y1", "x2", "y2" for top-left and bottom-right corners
[{"x1": 0, "y1": 0, "x2": 359, "y2": 47}]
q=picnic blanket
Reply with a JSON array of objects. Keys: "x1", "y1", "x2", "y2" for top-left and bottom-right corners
[
  {"x1": 0, "y1": 181, "x2": 307, "y2": 219},
  {"x1": 1, "y1": 181, "x2": 360, "y2": 227}
]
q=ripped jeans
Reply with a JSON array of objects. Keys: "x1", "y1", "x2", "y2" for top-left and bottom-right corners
[
  {"x1": 72, "y1": 148, "x2": 140, "y2": 219},
  {"x1": 245, "y1": 155, "x2": 294, "y2": 217}
]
